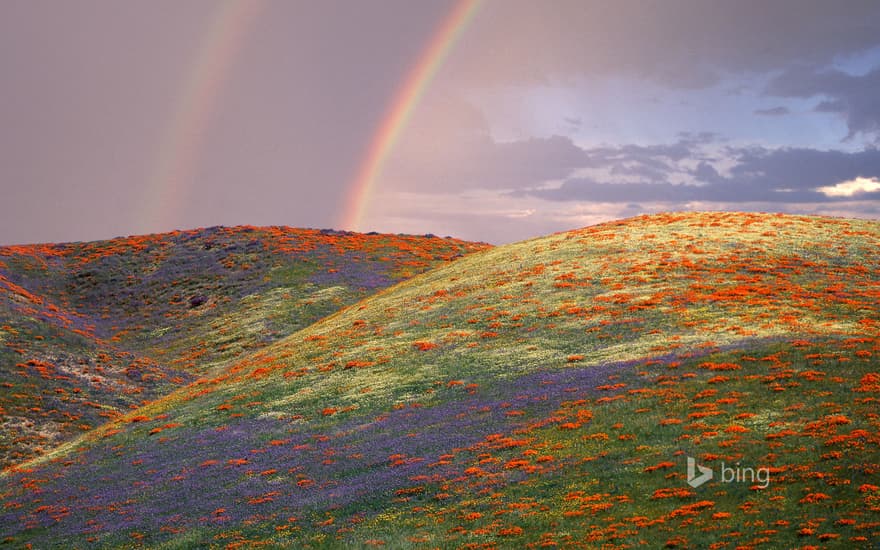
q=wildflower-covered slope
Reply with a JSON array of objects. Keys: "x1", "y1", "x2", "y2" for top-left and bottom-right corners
[
  {"x1": 1, "y1": 212, "x2": 878, "y2": 548},
  {"x1": 0, "y1": 227, "x2": 487, "y2": 466}
]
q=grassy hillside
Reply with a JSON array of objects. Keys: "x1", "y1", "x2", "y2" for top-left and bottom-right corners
[
  {"x1": 1, "y1": 212, "x2": 878, "y2": 548},
  {"x1": 0, "y1": 227, "x2": 487, "y2": 466}
]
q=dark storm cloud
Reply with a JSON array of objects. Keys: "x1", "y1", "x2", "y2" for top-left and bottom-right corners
[
  {"x1": 457, "y1": 0, "x2": 880, "y2": 89},
  {"x1": 754, "y1": 106, "x2": 791, "y2": 116},
  {"x1": 766, "y1": 67, "x2": 880, "y2": 139},
  {"x1": 726, "y1": 147, "x2": 880, "y2": 190}
]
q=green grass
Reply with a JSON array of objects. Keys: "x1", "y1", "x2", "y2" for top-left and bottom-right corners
[{"x1": 0, "y1": 212, "x2": 877, "y2": 548}]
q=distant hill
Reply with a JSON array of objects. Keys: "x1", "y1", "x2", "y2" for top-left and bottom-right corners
[
  {"x1": 1, "y1": 212, "x2": 878, "y2": 548},
  {"x1": 0, "y1": 227, "x2": 488, "y2": 466}
]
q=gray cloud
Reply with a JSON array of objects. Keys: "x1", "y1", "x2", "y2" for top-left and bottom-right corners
[
  {"x1": 725, "y1": 147, "x2": 880, "y2": 190},
  {"x1": 392, "y1": 102, "x2": 880, "y2": 208},
  {"x1": 384, "y1": 93, "x2": 589, "y2": 191},
  {"x1": 563, "y1": 117, "x2": 583, "y2": 129},
  {"x1": 456, "y1": 1, "x2": 880, "y2": 89},
  {"x1": 526, "y1": 141, "x2": 880, "y2": 204},
  {"x1": 766, "y1": 67, "x2": 880, "y2": 139},
  {"x1": 3, "y1": 1, "x2": 880, "y2": 245},
  {"x1": 481, "y1": 136, "x2": 589, "y2": 187},
  {"x1": 754, "y1": 106, "x2": 791, "y2": 116}
]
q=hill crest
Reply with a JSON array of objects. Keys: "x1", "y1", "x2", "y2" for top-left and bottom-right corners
[
  {"x1": 2, "y1": 212, "x2": 878, "y2": 548},
  {"x1": 0, "y1": 225, "x2": 489, "y2": 466}
]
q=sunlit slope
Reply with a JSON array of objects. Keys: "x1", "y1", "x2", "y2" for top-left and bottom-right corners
[
  {"x1": 0, "y1": 227, "x2": 487, "y2": 467},
  {"x1": 127, "y1": 211, "x2": 878, "y2": 422},
  {"x1": 1, "y1": 212, "x2": 878, "y2": 548}
]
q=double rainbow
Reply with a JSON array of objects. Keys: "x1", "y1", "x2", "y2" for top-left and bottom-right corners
[{"x1": 146, "y1": 0, "x2": 480, "y2": 234}]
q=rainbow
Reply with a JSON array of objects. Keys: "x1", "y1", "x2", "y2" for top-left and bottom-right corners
[
  {"x1": 338, "y1": 0, "x2": 482, "y2": 231},
  {"x1": 140, "y1": 0, "x2": 263, "y2": 234}
]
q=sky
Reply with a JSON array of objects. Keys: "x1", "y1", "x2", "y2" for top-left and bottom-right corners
[{"x1": 2, "y1": 0, "x2": 880, "y2": 245}]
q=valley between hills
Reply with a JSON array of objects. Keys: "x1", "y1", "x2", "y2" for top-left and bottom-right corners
[{"x1": 0, "y1": 212, "x2": 878, "y2": 548}]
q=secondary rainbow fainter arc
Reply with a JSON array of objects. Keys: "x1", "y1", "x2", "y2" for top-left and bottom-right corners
[{"x1": 140, "y1": 0, "x2": 263, "y2": 235}]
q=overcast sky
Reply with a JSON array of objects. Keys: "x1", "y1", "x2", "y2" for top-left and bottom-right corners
[{"x1": 2, "y1": 0, "x2": 880, "y2": 245}]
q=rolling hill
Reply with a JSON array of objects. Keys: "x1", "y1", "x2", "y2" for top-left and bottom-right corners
[
  {"x1": 1, "y1": 212, "x2": 878, "y2": 548},
  {"x1": 0, "y1": 227, "x2": 488, "y2": 467}
]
